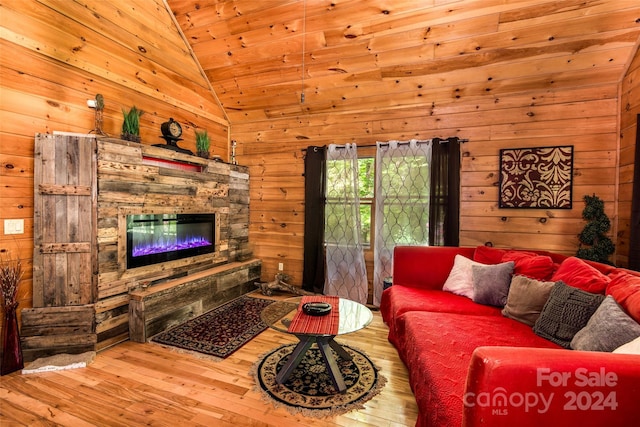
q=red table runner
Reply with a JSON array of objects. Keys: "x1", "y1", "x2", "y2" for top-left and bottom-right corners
[{"x1": 287, "y1": 295, "x2": 340, "y2": 335}]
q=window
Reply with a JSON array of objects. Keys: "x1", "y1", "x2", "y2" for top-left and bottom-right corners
[
  {"x1": 325, "y1": 156, "x2": 375, "y2": 248},
  {"x1": 304, "y1": 139, "x2": 461, "y2": 299}
]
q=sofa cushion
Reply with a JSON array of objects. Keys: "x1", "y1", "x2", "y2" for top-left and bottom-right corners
[
  {"x1": 571, "y1": 296, "x2": 640, "y2": 352},
  {"x1": 471, "y1": 261, "x2": 514, "y2": 307},
  {"x1": 533, "y1": 281, "x2": 605, "y2": 348},
  {"x1": 395, "y1": 311, "x2": 561, "y2": 427},
  {"x1": 392, "y1": 246, "x2": 476, "y2": 291},
  {"x1": 501, "y1": 251, "x2": 555, "y2": 281},
  {"x1": 473, "y1": 246, "x2": 555, "y2": 280},
  {"x1": 473, "y1": 245, "x2": 506, "y2": 264},
  {"x1": 442, "y1": 254, "x2": 487, "y2": 299},
  {"x1": 380, "y1": 285, "x2": 502, "y2": 347},
  {"x1": 502, "y1": 275, "x2": 556, "y2": 326},
  {"x1": 606, "y1": 269, "x2": 640, "y2": 323},
  {"x1": 613, "y1": 335, "x2": 640, "y2": 355},
  {"x1": 551, "y1": 256, "x2": 610, "y2": 294}
]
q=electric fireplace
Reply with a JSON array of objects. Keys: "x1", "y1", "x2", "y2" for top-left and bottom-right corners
[{"x1": 126, "y1": 213, "x2": 216, "y2": 269}]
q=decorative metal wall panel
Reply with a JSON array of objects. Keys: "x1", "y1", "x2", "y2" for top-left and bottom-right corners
[{"x1": 499, "y1": 145, "x2": 573, "y2": 209}]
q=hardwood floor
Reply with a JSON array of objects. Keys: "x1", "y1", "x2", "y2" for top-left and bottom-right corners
[{"x1": 0, "y1": 293, "x2": 418, "y2": 426}]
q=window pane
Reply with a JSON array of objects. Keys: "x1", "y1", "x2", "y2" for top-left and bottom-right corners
[
  {"x1": 324, "y1": 156, "x2": 375, "y2": 247},
  {"x1": 358, "y1": 157, "x2": 375, "y2": 198},
  {"x1": 359, "y1": 202, "x2": 371, "y2": 246},
  {"x1": 381, "y1": 202, "x2": 429, "y2": 245},
  {"x1": 380, "y1": 156, "x2": 429, "y2": 197}
]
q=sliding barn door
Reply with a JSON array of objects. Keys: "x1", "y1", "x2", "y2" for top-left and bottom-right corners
[{"x1": 33, "y1": 133, "x2": 97, "y2": 306}]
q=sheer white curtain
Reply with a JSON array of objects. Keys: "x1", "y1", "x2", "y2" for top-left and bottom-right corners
[
  {"x1": 373, "y1": 139, "x2": 432, "y2": 306},
  {"x1": 324, "y1": 144, "x2": 368, "y2": 304}
]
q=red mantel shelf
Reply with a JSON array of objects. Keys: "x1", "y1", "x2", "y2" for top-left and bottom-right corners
[{"x1": 142, "y1": 155, "x2": 202, "y2": 172}]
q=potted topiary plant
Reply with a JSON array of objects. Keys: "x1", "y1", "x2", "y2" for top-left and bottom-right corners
[
  {"x1": 121, "y1": 106, "x2": 143, "y2": 142},
  {"x1": 576, "y1": 194, "x2": 615, "y2": 265},
  {"x1": 195, "y1": 129, "x2": 210, "y2": 159}
]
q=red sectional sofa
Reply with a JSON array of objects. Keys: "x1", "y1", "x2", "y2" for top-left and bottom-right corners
[{"x1": 380, "y1": 245, "x2": 640, "y2": 427}]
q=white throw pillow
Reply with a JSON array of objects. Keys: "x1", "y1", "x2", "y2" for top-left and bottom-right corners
[
  {"x1": 442, "y1": 254, "x2": 486, "y2": 299},
  {"x1": 613, "y1": 335, "x2": 640, "y2": 355}
]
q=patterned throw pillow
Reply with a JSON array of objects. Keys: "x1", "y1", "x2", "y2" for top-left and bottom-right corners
[{"x1": 533, "y1": 281, "x2": 605, "y2": 348}]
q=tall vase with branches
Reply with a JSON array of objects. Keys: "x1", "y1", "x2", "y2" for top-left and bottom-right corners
[{"x1": 1, "y1": 252, "x2": 24, "y2": 375}]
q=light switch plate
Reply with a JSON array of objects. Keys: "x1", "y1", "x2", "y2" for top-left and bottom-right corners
[{"x1": 4, "y1": 219, "x2": 24, "y2": 235}]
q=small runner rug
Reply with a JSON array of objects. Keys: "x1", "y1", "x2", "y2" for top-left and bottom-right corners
[
  {"x1": 251, "y1": 343, "x2": 386, "y2": 418},
  {"x1": 151, "y1": 295, "x2": 277, "y2": 359}
]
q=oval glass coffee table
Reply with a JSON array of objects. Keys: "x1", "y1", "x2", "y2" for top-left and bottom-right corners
[{"x1": 261, "y1": 296, "x2": 373, "y2": 392}]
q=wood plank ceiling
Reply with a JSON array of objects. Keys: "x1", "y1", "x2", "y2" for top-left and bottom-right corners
[{"x1": 168, "y1": 0, "x2": 640, "y2": 124}]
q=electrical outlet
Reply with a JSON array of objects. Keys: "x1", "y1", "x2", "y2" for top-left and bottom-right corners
[
  {"x1": 278, "y1": 263, "x2": 284, "y2": 271},
  {"x1": 4, "y1": 219, "x2": 24, "y2": 235}
]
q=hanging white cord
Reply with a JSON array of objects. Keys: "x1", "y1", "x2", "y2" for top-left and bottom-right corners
[{"x1": 301, "y1": 0, "x2": 306, "y2": 103}]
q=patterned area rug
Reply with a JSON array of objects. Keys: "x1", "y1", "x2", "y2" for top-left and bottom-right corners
[
  {"x1": 251, "y1": 343, "x2": 386, "y2": 418},
  {"x1": 151, "y1": 295, "x2": 279, "y2": 359}
]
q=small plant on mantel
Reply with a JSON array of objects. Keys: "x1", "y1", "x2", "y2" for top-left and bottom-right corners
[
  {"x1": 195, "y1": 129, "x2": 210, "y2": 159},
  {"x1": 121, "y1": 106, "x2": 143, "y2": 142}
]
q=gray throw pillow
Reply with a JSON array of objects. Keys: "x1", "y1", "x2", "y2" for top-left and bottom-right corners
[
  {"x1": 502, "y1": 275, "x2": 556, "y2": 326},
  {"x1": 571, "y1": 296, "x2": 640, "y2": 352},
  {"x1": 472, "y1": 261, "x2": 515, "y2": 307},
  {"x1": 533, "y1": 281, "x2": 605, "y2": 348}
]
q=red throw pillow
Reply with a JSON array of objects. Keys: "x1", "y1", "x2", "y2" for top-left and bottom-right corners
[
  {"x1": 501, "y1": 251, "x2": 555, "y2": 281},
  {"x1": 473, "y1": 245, "x2": 506, "y2": 265},
  {"x1": 606, "y1": 270, "x2": 640, "y2": 324},
  {"x1": 551, "y1": 256, "x2": 610, "y2": 294}
]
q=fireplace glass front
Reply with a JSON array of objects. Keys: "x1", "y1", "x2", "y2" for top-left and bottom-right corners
[{"x1": 126, "y1": 213, "x2": 216, "y2": 269}]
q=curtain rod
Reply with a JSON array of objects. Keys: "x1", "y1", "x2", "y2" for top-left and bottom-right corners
[{"x1": 302, "y1": 137, "x2": 468, "y2": 152}]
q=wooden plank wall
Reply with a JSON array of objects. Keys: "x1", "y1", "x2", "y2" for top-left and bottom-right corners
[
  {"x1": 235, "y1": 80, "x2": 625, "y2": 293},
  {"x1": 0, "y1": 0, "x2": 229, "y2": 334},
  {"x1": 618, "y1": 46, "x2": 640, "y2": 267}
]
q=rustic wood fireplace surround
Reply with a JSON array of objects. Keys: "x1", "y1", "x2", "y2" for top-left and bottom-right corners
[{"x1": 21, "y1": 134, "x2": 259, "y2": 362}]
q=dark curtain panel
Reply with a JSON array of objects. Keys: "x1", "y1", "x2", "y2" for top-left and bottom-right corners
[
  {"x1": 630, "y1": 115, "x2": 640, "y2": 271},
  {"x1": 302, "y1": 146, "x2": 326, "y2": 293},
  {"x1": 429, "y1": 138, "x2": 461, "y2": 246}
]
